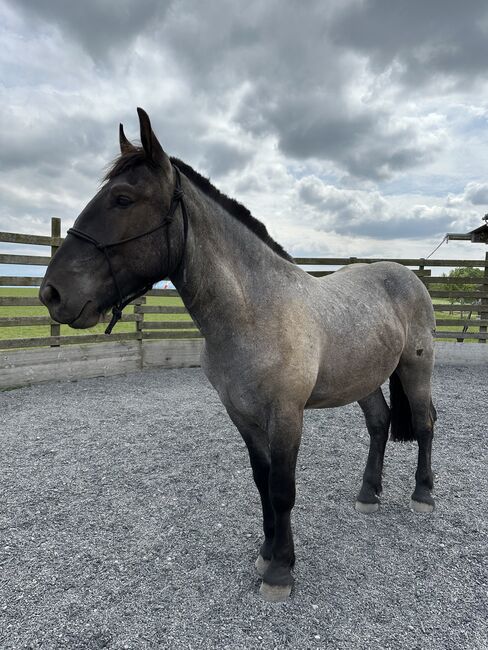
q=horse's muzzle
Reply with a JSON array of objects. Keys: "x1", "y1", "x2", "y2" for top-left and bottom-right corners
[
  {"x1": 39, "y1": 282, "x2": 61, "y2": 309},
  {"x1": 39, "y1": 281, "x2": 100, "y2": 328}
]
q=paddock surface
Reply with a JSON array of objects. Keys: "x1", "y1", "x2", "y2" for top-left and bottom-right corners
[{"x1": 1, "y1": 364, "x2": 486, "y2": 650}]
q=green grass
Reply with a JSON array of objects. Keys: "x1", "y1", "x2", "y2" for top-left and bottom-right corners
[
  {"x1": 431, "y1": 297, "x2": 486, "y2": 342},
  {"x1": 0, "y1": 288, "x2": 194, "y2": 342}
]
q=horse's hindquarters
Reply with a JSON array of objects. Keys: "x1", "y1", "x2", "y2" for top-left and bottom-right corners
[{"x1": 306, "y1": 262, "x2": 435, "y2": 409}]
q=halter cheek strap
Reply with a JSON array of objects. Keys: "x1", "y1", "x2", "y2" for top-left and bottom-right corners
[{"x1": 67, "y1": 164, "x2": 188, "y2": 335}]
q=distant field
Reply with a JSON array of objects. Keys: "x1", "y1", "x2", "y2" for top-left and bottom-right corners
[
  {"x1": 0, "y1": 288, "x2": 192, "y2": 342},
  {"x1": 431, "y1": 297, "x2": 484, "y2": 342}
]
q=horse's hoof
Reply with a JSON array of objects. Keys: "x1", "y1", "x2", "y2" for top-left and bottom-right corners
[
  {"x1": 355, "y1": 500, "x2": 379, "y2": 513},
  {"x1": 255, "y1": 554, "x2": 270, "y2": 576},
  {"x1": 259, "y1": 581, "x2": 292, "y2": 602},
  {"x1": 410, "y1": 499, "x2": 434, "y2": 513}
]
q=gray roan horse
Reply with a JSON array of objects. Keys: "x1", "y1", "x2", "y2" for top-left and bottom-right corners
[{"x1": 40, "y1": 108, "x2": 437, "y2": 602}]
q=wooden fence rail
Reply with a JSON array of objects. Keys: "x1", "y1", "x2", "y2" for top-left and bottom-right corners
[{"x1": 1, "y1": 218, "x2": 487, "y2": 350}]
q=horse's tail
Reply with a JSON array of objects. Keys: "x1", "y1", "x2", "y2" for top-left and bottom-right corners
[{"x1": 389, "y1": 372, "x2": 415, "y2": 441}]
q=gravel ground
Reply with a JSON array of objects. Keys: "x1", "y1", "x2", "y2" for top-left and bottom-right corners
[{"x1": 0, "y1": 363, "x2": 487, "y2": 650}]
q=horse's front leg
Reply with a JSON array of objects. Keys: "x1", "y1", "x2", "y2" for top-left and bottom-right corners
[
  {"x1": 225, "y1": 410, "x2": 275, "y2": 576},
  {"x1": 260, "y1": 404, "x2": 303, "y2": 602}
]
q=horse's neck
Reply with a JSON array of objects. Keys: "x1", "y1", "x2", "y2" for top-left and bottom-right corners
[{"x1": 171, "y1": 183, "x2": 290, "y2": 339}]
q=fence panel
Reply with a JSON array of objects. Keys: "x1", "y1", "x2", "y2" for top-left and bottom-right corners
[{"x1": 1, "y1": 219, "x2": 488, "y2": 348}]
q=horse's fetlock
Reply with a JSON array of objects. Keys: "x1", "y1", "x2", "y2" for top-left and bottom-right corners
[
  {"x1": 415, "y1": 468, "x2": 434, "y2": 490},
  {"x1": 357, "y1": 485, "x2": 380, "y2": 504},
  {"x1": 259, "y1": 540, "x2": 273, "y2": 561},
  {"x1": 263, "y1": 561, "x2": 294, "y2": 587},
  {"x1": 412, "y1": 483, "x2": 434, "y2": 506}
]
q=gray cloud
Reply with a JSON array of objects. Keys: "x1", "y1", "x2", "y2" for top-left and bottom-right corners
[
  {"x1": 1, "y1": 0, "x2": 488, "y2": 256},
  {"x1": 277, "y1": 110, "x2": 432, "y2": 180},
  {"x1": 298, "y1": 176, "x2": 465, "y2": 240},
  {"x1": 201, "y1": 140, "x2": 254, "y2": 177},
  {"x1": 332, "y1": 214, "x2": 450, "y2": 240},
  {"x1": 153, "y1": 1, "x2": 448, "y2": 179},
  {"x1": 247, "y1": 101, "x2": 438, "y2": 185},
  {"x1": 0, "y1": 112, "x2": 111, "y2": 176},
  {"x1": 9, "y1": 0, "x2": 169, "y2": 61},
  {"x1": 3, "y1": 0, "x2": 457, "y2": 180},
  {"x1": 463, "y1": 182, "x2": 488, "y2": 206},
  {"x1": 331, "y1": 0, "x2": 488, "y2": 89}
]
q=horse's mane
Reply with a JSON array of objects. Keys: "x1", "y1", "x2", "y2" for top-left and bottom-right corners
[{"x1": 104, "y1": 150, "x2": 294, "y2": 263}]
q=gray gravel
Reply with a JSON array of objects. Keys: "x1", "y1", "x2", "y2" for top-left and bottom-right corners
[{"x1": 1, "y1": 363, "x2": 487, "y2": 650}]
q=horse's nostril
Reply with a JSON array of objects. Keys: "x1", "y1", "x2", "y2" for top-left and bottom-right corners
[{"x1": 40, "y1": 283, "x2": 61, "y2": 307}]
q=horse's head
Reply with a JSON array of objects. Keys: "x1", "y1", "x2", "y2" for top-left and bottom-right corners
[{"x1": 40, "y1": 108, "x2": 183, "y2": 329}]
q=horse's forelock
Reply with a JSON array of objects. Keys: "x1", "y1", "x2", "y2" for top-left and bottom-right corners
[{"x1": 103, "y1": 148, "x2": 148, "y2": 182}]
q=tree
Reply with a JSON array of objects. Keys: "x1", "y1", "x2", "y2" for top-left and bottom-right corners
[
  {"x1": 445, "y1": 267, "x2": 484, "y2": 293},
  {"x1": 445, "y1": 267, "x2": 484, "y2": 317}
]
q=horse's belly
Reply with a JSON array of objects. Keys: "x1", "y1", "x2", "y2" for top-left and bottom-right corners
[
  {"x1": 306, "y1": 381, "x2": 384, "y2": 408},
  {"x1": 306, "y1": 372, "x2": 391, "y2": 408},
  {"x1": 306, "y1": 337, "x2": 403, "y2": 409}
]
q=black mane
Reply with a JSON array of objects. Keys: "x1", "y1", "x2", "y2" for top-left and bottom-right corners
[{"x1": 104, "y1": 150, "x2": 293, "y2": 263}]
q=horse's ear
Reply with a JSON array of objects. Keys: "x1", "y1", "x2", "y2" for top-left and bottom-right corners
[
  {"x1": 137, "y1": 107, "x2": 171, "y2": 174},
  {"x1": 119, "y1": 123, "x2": 136, "y2": 154}
]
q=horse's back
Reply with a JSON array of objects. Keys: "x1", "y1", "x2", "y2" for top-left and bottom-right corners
[
  {"x1": 324, "y1": 261, "x2": 429, "y2": 299},
  {"x1": 317, "y1": 261, "x2": 434, "y2": 329}
]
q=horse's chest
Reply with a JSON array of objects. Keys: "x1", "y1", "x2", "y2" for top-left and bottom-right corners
[{"x1": 201, "y1": 345, "x2": 253, "y2": 411}]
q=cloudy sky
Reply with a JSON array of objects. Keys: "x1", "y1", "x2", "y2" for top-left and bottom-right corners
[{"x1": 2, "y1": 0, "x2": 488, "y2": 265}]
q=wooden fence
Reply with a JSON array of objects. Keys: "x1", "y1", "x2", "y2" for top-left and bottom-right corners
[{"x1": 1, "y1": 217, "x2": 487, "y2": 350}]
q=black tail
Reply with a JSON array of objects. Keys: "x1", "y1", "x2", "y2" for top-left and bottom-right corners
[{"x1": 389, "y1": 372, "x2": 415, "y2": 441}]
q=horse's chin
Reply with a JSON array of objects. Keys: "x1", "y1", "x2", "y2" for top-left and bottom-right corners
[{"x1": 68, "y1": 301, "x2": 101, "y2": 329}]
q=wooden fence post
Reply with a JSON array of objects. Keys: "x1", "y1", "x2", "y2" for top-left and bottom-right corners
[
  {"x1": 50, "y1": 217, "x2": 61, "y2": 346},
  {"x1": 480, "y1": 251, "x2": 488, "y2": 343},
  {"x1": 134, "y1": 297, "x2": 145, "y2": 341},
  {"x1": 133, "y1": 296, "x2": 145, "y2": 369}
]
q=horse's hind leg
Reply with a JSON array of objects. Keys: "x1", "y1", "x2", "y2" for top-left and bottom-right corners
[
  {"x1": 355, "y1": 388, "x2": 390, "y2": 513},
  {"x1": 395, "y1": 358, "x2": 436, "y2": 512}
]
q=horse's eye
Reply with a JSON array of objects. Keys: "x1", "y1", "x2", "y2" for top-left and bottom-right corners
[{"x1": 116, "y1": 195, "x2": 133, "y2": 207}]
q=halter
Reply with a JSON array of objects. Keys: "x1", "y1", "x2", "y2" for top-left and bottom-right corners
[{"x1": 67, "y1": 164, "x2": 188, "y2": 335}]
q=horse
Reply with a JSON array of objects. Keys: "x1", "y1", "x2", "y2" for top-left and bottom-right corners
[{"x1": 40, "y1": 108, "x2": 437, "y2": 602}]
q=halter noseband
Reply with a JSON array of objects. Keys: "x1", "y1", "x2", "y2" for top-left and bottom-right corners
[{"x1": 67, "y1": 164, "x2": 188, "y2": 335}]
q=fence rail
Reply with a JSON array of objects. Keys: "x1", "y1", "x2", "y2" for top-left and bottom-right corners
[{"x1": 1, "y1": 218, "x2": 487, "y2": 350}]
